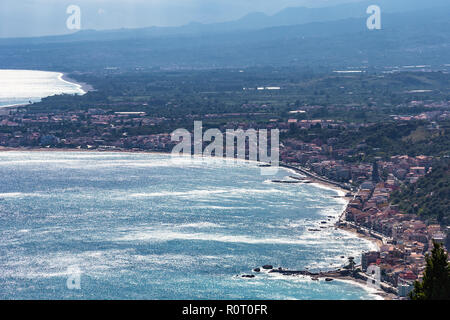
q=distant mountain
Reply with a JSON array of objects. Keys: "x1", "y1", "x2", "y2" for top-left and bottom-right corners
[
  {"x1": 0, "y1": 4, "x2": 449, "y2": 71},
  {"x1": 1, "y1": 0, "x2": 449, "y2": 44},
  {"x1": 211, "y1": 0, "x2": 450, "y2": 32}
]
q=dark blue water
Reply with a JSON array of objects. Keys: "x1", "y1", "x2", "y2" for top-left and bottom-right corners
[{"x1": 0, "y1": 152, "x2": 378, "y2": 299}]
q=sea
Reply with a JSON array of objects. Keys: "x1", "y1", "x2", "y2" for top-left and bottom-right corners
[
  {"x1": 0, "y1": 69, "x2": 84, "y2": 108},
  {"x1": 0, "y1": 151, "x2": 380, "y2": 299}
]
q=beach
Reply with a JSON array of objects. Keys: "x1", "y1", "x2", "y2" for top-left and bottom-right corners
[
  {"x1": 0, "y1": 69, "x2": 91, "y2": 109},
  {"x1": 61, "y1": 73, "x2": 94, "y2": 94}
]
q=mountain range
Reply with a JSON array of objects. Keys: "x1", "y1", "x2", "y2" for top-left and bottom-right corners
[{"x1": 0, "y1": 0, "x2": 449, "y2": 71}]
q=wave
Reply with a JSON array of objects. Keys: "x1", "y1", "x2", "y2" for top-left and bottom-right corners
[
  {"x1": 114, "y1": 229, "x2": 323, "y2": 245},
  {"x1": 0, "y1": 192, "x2": 39, "y2": 198},
  {"x1": 172, "y1": 222, "x2": 222, "y2": 229},
  {"x1": 128, "y1": 187, "x2": 295, "y2": 199}
]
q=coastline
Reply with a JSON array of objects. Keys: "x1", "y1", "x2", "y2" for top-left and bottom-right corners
[
  {"x1": 279, "y1": 163, "x2": 352, "y2": 199},
  {"x1": 0, "y1": 147, "x2": 392, "y2": 299},
  {"x1": 0, "y1": 147, "x2": 383, "y2": 250},
  {"x1": 279, "y1": 162, "x2": 391, "y2": 299},
  {"x1": 60, "y1": 73, "x2": 94, "y2": 94},
  {"x1": 0, "y1": 103, "x2": 29, "y2": 110},
  {"x1": 0, "y1": 70, "x2": 92, "y2": 110},
  {"x1": 279, "y1": 164, "x2": 384, "y2": 250}
]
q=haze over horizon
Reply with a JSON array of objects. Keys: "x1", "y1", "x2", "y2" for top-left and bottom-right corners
[{"x1": 0, "y1": 0, "x2": 375, "y2": 38}]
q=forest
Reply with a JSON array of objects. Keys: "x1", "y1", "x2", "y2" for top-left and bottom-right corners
[{"x1": 390, "y1": 161, "x2": 450, "y2": 225}]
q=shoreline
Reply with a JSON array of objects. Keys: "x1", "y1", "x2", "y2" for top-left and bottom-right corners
[
  {"x1": 0, "y1": 103, "x2": 29, "y2": 110},
  {"x1": 0, "y1": 146, "x2": 392, "y2": 299},
  {"x1": 60, "y1": 72, "x2": 94, "y2": 94},
  {"x1": 279, "y1": 163, "x2": 352, "y2": 200},
  {"x1": 0, "y1": 70, "x2": 93, "y2": 110}
]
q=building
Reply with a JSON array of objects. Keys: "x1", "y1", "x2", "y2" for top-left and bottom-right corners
[
  {"x1": 362, "y1": 251, "x2": 380, "y2": 271},
  {"x1": 398, "y1": 282, "x2": 414, "y2": 298}
]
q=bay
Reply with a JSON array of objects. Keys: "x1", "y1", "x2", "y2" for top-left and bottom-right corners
[
  {"x1": 0, "y1": 151, "x2": 379, "y2": 299},
  {"x1": 0, "y1": 69, "x2": 84, "y2": 108}
]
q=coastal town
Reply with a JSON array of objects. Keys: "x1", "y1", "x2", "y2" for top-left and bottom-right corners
[
  {"x1": 278, "y1": 153, "x2": 447, "y2": 299},
  {"x1": 1, "y1": 100, "x2": 449, "y2": 299},
  {"x1": 0, "y1": 101, "x2": 449, "y2": 153},
  {"x1": 2, "y1": 0, "x2": 450, "y2": 305},
  {"x1": 339, "y1": 163, "x2": 448, "y2": 298}
]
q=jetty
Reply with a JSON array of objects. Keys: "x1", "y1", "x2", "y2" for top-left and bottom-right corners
[
  {"x1": 266, "y1": 267, "x2": 398, "y2": 297},
  {"x1": 271, "y1": 180, "x2": 301, "y2": 184},
  {"x1": 268, "y1": 268, "x2": 348, "y2": 278},
  {"x1": 280, "y1": 162, "x2": 353, "y2": 191}
]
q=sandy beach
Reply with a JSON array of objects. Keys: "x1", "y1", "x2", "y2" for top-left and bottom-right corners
[
  {"x1": 61, "y1": 73, "x2": 94, "y2": 93},
  {"x1": 0, "y1": 70, "x2": 92, "y2": 110}
]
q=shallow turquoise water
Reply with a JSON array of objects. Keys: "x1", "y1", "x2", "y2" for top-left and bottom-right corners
[{"x1": 0, "y1": 152, "x2": 378, "y2": 299}]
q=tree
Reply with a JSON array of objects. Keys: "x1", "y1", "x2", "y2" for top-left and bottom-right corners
[
  {"x1": 347, "y1": 257, "x2": 356, "y2": 272},
  {"x1": 409, "y1": 242, "x2": 450, "y2": 300}
]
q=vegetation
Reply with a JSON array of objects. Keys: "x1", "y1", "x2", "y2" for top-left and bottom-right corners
[
  {"x1": 409, "y1": 242, "x2": 450, "y2": 300},
  {"x1": 25, "y1": 70, "x2": 450, "y2": 121},
  {"x1": 0, "y1": 7, "x2": 449, "y2": 71},
  {"x1": 390, "y1": 161, "x2": 450, "y2": 225},
  {"x1": 8, "y1": 69, "x2": 450, "y2": 164},
  {"x1": 283, "y1": 120, "x2": 450, "y2": 162},
  {"x1": 6, "y1": 68, "x2": 450, "y2": 228}
]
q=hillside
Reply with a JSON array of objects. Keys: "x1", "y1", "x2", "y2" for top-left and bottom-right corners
[
  {"x1": 1, "y1": 0, "x2": 448, "y2": 39},
  {"x1": 0, "y1": 6, "x2": 449, "y2": 71},
  {"x1": 390, "y1": 161, "x2": 450, "y2": 226}
]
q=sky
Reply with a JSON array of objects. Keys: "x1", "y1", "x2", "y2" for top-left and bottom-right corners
[{"x1": 0, "y1": 0, "x2": 363, "y2": 38}]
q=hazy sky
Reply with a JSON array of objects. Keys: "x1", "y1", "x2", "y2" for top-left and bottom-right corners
[{"x1": 0, "y1": 0, "x2": 363, "y2": 38}]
